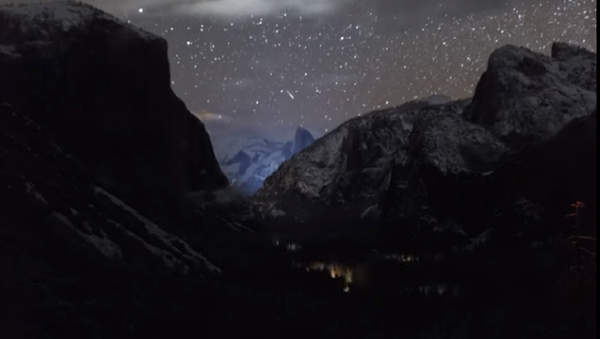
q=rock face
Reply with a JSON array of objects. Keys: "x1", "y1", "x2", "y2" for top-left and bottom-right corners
[
  {"x1": 253, "y1": 43, "x2": 596, "y2": 247},
  {"x1": 0, "y1": 103, "x2": 221, "y2": 338},
  {"x1": 214, "y1": 126, "x2": 316, "y2": 194},
  {"x1": 0, "y1": 4, "x2": 228, "y2": 337},
  {"x1": 293, "y1": 126, "x2": 316, "y2": 154},
  {"x1": 465, "y1": 43, "x2": 596, "y2": 148},
  {"x1": 379, "y1": 109, "x2": 511, "y2": 239},
  {"x1": 252, "y1": 96, "x2": 458, "y2": 228},
  {"x1": 0, "y1": 3, "x2": 228, "y2": 221},
  {"x1": 0, "y1": 103, "x2": 219, "y2": 277},
  {"x1": 505, "y1": 110, "x2": 597, "y2": 236}
]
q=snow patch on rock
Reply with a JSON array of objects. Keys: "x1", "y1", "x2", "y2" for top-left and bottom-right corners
[
  {"x1": 93, "y1": 186, "x2": 221, "y2": 273},
  {"x1": 51, "y1": 212, "x2": 123, "y2": 261},
  {"x1": 24, "y1": 182, "x2": 47, "y2": 205},
  {"x1": 0, "y1": 44, "x2": 19, "y2": 58}
]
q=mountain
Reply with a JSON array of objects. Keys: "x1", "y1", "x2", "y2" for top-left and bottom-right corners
[
  {"x1": 253, "y1": 43, "x2": 596, "y2": 247},
  {"x1": 0, "y1": 2, "x2": 228, "y2": 223},
  {"x1": 251, "y1": 96, "x2": 463, "y2": 226},
  {"x1": 212, "y1": 126, "x2": 316, "y2": 194},
  {"x1": 0, "y1": 3, "x2": 230, "y2": 337},
  {"x1": 464, "y1": 42, "x2": 596, "y2": 148},
  {"x1": 293, "y1": 126, "x2": 317, "y2": 153},
  {"x1": 0, "y1": 102, "x2": 220, "y2": 276},
  {"x1": 0, "y1": 3, "x2": 596, "y2": 337}
]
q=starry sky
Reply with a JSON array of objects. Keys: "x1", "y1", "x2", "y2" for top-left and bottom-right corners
[{"x1": 13, "y1": 0, "x2": 599, "y2": 136}]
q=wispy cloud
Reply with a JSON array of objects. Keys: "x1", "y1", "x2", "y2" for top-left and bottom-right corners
[
  {"x1": 173, "y1": 0, "x2": 347, "y2": 18},
  {"x1": 191, "y1": 111, "x2": 230, "y2": 122},
  {"x1": 62, "y1": 0, "x2": 348, "y2": 18},
  {"x1": 1, "y1": 0, "x2": 524, "y2": 22}
]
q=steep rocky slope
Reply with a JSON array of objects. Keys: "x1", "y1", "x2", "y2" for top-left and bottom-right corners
[
  {"x1": 504, "y1": 110, "x2": 597, "y2": 235},
  {"x1": 0, "y1": 4, "x2": 230, "y2": 337},
  {"x1": 465, "y1": 43, "x2": 596, "y2": 148},
  {"x1": 0, "y1": 103, "x2": 219, "y2": 276},
  {"x1": 0, "y1": 101, "x2": 225, "y2": 338},
  {"x1": 0, "y1": 2, "x2": 228, "y2": 221},
  {"x1": 253, "y1": 43, "x2": 596, "y2": 246},
  {"x1": 252, "y1": 95, "x2": 458, "y2": 226}
]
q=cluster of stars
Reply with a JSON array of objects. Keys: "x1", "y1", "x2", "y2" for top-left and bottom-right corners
[{"x1": 127, "y1": 0, "x2": 596, "y2": 133}]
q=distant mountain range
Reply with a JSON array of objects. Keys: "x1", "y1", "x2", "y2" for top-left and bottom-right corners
[{"x1": 210, "y1": 126, "x2": 319, "y2": 194}]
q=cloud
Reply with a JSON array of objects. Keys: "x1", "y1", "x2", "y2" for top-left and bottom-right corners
[
  {"x1": 191, "y1": 111, "x2": 230, "y2": 122},
  {"x1": 173, "y1": 0, "x2": 347, "y2": 17},
  {"x1": 58, "y1": 0, "x2": 347, "y2": 18},
  {"x1": 1, "y1": 0, "x2": 525, "y2": 22}
]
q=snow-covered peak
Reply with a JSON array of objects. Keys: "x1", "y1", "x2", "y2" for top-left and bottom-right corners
[
  {"x1": 212, "y1": 126, "x2": 317, "y2": 194},
  {"x1": 212, "y1": 133, "x2": 279, "y2": 164}
]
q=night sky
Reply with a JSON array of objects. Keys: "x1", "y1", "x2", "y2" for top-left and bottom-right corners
[{"x1": 12, "y1": 1, "x2": 599, "y2": 135}]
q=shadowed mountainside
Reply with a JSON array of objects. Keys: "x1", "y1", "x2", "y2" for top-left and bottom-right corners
[{"x1": 0, "y1": 2, "x2": 228, "y2": 223}]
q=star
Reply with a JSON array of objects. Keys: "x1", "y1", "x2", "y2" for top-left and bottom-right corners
[{"x1": 117, "y1": 0, "x2": 595, "y2": 134}]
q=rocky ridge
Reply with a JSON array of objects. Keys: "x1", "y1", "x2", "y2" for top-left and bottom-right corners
[
  {"x1": 0, "y1": 4, "x2": 232, "y2": 337},
  {"x1": 253, "y1": 43, "x2": 597, "y2": 247},
  {"x1": 0, "y1": 103, "x2": 219, "y2": 276}
]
